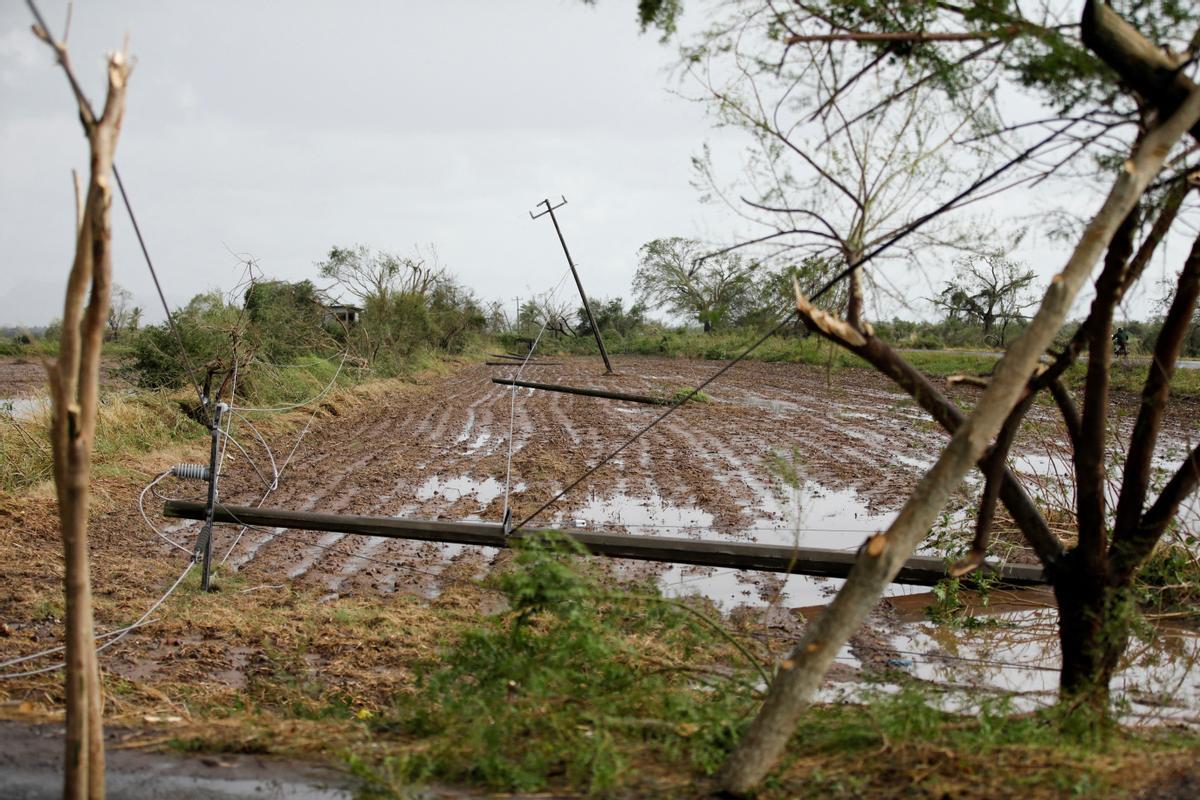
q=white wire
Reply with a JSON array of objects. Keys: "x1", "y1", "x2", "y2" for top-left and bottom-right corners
[
  {"x1": 228, "y1": 352, "x2": 348, "y2": 413},
  {"x1": 0, "y1": 562, "x2": 195, "y2": 680},
  {"x1": 215, "y1": 357, "x2": 239, "y2": 480},
  {"x1": 501, "y1": 269, "x2": 573, "y2": 521},
  {"x1": 229, "y1": 408, "x2": 280, "y2": 488},
  {"x1": 139, "y1": 471, "x2": 192, "y2": 554},
  {"x1": 1, "y1": 349, "x2": 343, "y2": 679},
  {"x1": 0, "y1": 616, "x2": 160, "y2": 670},
  {"x1": 215, "y1": 354, "x2": 347, "y2": 569},
  {"x1": 220, "y1": 430, "x2": 276, "y2": 490}
]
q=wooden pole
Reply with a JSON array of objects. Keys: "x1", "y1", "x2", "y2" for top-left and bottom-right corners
[
  {"x1": 162, "y1": 500, "x2": 1046, "y2": 587},
  {"x1": 492, "y1": 377, "x2": 671, "y2": 406},
  {"x1": 531, "y1": 198, "x2": 615, "y2": 374}
]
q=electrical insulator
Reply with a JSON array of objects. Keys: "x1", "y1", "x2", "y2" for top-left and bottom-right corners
[{"x1": 171, "y1": 463, "x2": 210, "y2": 481}]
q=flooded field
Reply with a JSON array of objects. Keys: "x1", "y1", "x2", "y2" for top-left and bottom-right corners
[
  {"x1": 4, "y1": 354, "x2": 1196, "y2": 724},
  {"x1": 162, "y1": 355, "x2": 1195, "y2": 722}
]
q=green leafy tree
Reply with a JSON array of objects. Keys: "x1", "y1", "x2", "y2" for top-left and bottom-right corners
[
  {"x1": 575, "y1": 296, "x2": 649, "y2": 339},
  {"x1": 625, "y1": 2, "x2": 1200, "y2": 792},
  {"x1": 633, "y1": 237, "x2": 759, "y2": 332},
  {"x1": 932, "y1": 254, "x2": 1038, "y2": 345}
]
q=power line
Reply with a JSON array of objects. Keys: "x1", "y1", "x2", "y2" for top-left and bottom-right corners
[
  {"x1": 511, "y1": 123, "x2": 1088, "y2": 533},
  {"x1": 113, "y1": 165, "x2": 209, "y2": 418},
  {"x1": 0, "y1": 562, "x2": 194, "y2": 680},
  {"x1": 25, "y1": 0, "x2": 211, "y2": 419},
  {"x1": 502, "y1": 268, "x2": 574, "y2": 523},
  {"x1": 515, "y1": 315, "x2": 796, "y2": 529}
]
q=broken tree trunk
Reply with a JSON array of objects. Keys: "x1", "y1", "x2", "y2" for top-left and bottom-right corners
[
  {"x1": 718, "y1": 82, "x2": 1200, "y2": 796},
  {"x1": 31, "y1": 9, "x2": 134, "y2": 798}
]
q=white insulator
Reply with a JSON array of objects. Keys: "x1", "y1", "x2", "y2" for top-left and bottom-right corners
[{"x1": 171, "y1": 463, "x2": 210, "y2": 481}]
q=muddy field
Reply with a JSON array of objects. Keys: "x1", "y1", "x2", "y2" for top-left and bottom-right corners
[
  {"x1": 209, "y1": 355, "x2": 968, "y2": 604},
  {"x1": 3, "y1": 354, "x2": 1198, "y2": 730},
  {"x1": 203, "y1": 355, "x2": 1197, "y2": 605},
  {"x1": 200, "y1": 355, "x2": 1197, "y2": 723}
]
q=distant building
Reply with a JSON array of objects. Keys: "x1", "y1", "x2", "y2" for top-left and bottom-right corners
[{"x1": 324, "y1": 303, "x2": 362, "y2": 326}]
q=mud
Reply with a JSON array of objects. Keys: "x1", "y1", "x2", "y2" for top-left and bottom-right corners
[
  {"x1": 0, "y1": 356, "x2": 124, "y2": 404},
  {"x1": 206, "y1": 357, "x2": 966, "y2": 606},
  {"x1": 203, "y1": 355, "x2": 1195, "y2": 610},
  {"x1": 3, "y1": 354, "x2": 1197, "y2": 733}
]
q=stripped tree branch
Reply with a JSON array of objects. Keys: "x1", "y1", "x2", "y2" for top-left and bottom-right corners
[
  {"x1": 721, "y1": 75, "x2": 1200, "y2": 796},
  {"x1": 795, "y1": 281, "x2": 1063, "y2": 567},
  {"x1": 28, "y1": 0, "x2": 133, "y2": 795}
]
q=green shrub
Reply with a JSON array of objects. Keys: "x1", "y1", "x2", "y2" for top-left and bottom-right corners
[{"x1": 365, "y1": 534, "x2": 755, "y2": 794}]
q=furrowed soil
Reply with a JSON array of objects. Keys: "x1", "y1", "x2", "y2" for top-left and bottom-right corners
[{"x1": 2, "y1": 354, "x2": 1198, "y2": 797}]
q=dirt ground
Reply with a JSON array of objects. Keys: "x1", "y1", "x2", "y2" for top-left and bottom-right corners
[
  {"x1": 205, "y1": 354, "x2": 1197, "y2": 598},
  {"x1": 4, "y1": 355, "x2": 1198, "y2": 667},
  {"x1": 1, "y1": 354, "x2": 1198, "y2": 796},
  {"x1": 0, "y1": 356, "x2": 124, "y2": 399}
]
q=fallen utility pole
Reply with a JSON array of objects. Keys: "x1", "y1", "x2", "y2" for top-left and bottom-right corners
[
  {"x1": 486, "y1": 361, "x2": 563, "y2": 367},
  {"x1": 162, "y1": 500, "x2": 1046, "y2": 587},
  {"x1": 492, "y1": 377, "x2": 670, "y2": 406},
  {"x1": 531, "y1": 197, "x2": 614, "y2": 374}
]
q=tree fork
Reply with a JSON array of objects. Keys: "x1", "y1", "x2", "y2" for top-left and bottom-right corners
[
  {"x1": 719, "y1": 80, "x2": 1200, "y2": 797},
  {"x1": 29, "y1": 1, "x2": 134, "y2": 794},
  {"x1": 792, "y1": 286, "x2": 1063, "y2": 568}
]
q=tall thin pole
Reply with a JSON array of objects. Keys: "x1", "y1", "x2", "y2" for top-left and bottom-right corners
[
  {"x1": 531, "y1": 197, "x2": 614, "y2": 374},
  {"x1": 197, "y1": 401, "x2": 224, "y2": 591}
]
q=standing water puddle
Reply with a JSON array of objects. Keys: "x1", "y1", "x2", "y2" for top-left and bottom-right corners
[
  {"x1": 814, "y1": 605, "x2": 1200, "y2": 728},
  {"x1": 415, "y1": 475, "x2": 524, "y2": 512},
  {"x1": 1, "y1": 396, "x2": 46, "y2": 420},
  {"x1": 546, "y1": 482, "x2": 906, "y2": 609}
]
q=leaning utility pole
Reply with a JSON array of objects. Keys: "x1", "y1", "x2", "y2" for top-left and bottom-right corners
[{"x1": 530, "y1": 197, "x2": 614, "y2": 373}]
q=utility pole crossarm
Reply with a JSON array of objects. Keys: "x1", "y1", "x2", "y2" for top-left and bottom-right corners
[{"x1": 530, "y1": 196, "x2": 614, "y2": 374}]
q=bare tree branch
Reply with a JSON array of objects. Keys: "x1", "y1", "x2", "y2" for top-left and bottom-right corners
[
  {"x1": 1109, "y1": 231, "x2": 1200, "y2": 581},
  {"x1": 785, "y1": 26, "x2": 1020, "y2": 45}
]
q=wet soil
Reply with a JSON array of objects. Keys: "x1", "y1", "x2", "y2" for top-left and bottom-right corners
[
  {"x1": 203, "y1": 355, "x2": 954, "y2": 607},
  {"x1": 0, "y1": 356, "x2": 124, "y2": 400},
  {"x1": 2, "y1": 354, "x2": 1197, "y2": 786},
  {"x1": 0, "y1": 721, "x2": 355, "y2": 799},
  {"x1": 207, "y1": 355, "x2": 1196, "y2": 606}
]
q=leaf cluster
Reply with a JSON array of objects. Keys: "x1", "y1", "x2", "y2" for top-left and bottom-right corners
[{"x1": 370, "y1": 534, "x2": 756, "y2": 794}]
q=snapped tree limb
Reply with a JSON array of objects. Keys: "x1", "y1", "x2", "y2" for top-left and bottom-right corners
[{"x1": 720, "y1": 80, "x2": 1200, "y2": 796}]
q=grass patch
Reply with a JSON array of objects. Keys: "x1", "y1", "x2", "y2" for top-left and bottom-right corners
[
  {"x1": 0, "y1": 391, "x2": 206, "y2": 494},
  {"x1": 353, "y1": 534, "x2": 757, "y2": 796},
  {"x1": 773, "y1": 688, "x2": 1200, "y2": 799},
  {"x1": 526, "y1": 328, "x2": 1200, "y2": 400},
  {"x1": 669, "y1": 386, "x2": 711, "y2": 404},
  {"x1": 1135, "y1": 537, "x2": 1200, "y2": 619}
]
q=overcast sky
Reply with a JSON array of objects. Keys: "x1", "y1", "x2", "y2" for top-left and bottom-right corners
[
  {"x1": 0, "y1": 1, "x2": 1187, "y2": 328},
  {"x1": 1, "y1": 0, "x2": 748, "y2": 327}
]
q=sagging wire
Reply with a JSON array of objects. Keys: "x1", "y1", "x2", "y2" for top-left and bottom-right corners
[
  {"x1": 228, "y1": 408, "x2": 280, "y2": 489},
  {"x1": 0, "y1": 561, "x2": 195, "y2": 680},
  {"x1": 0, "y1": 617, "x2": 159, "y2": 671},
  {"x1": 139, "y1": 470, "x2": 192, "y2": 555},
  {"x1": 227, "y1": 352, "x2": 348, "y2": 414},
  {"x1": 501, "y1": 268, "x2": 574, "y2": 528},
  {"x1": 215, "y1": 353, "x2": 348, "y2": 569}
]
